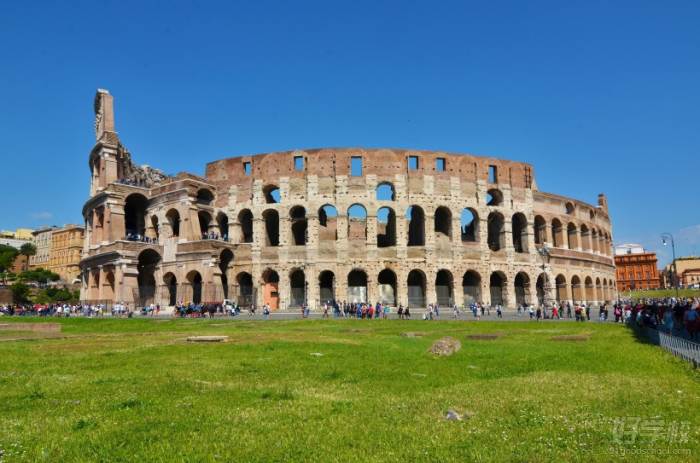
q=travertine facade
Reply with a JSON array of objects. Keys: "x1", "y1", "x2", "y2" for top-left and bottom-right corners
[
  {"x1": 48, "y1": 225, "x2": 85, "y2": 283},
  {"x1": 30, "y1": 226, "x2": 57, "y2": 269},
  {"x1": 80, "y1": 90, "x2": 617, "y2": 309}
]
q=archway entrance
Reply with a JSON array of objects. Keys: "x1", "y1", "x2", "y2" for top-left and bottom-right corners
[
  {"x1": 319, "y1": 271, "x2": 335, "y2": 304},
  {"x1": 462, "y1": 271, "x2": 481, "y2": 305},
  {"x1": 261, "y1": 269, "x2": 279, "y2": 310},
  {"x1": 164, "y1": 273, "x2": 177, "y2": 306},
  {"x1": 237, "y1": 272, "x2": 254, "y2": 308},
  {"x1": 435, "y1": 270, "x2": 453, "y2": 306},
  {"x1": 347, "y1": 269, "x2": 368, "y2": 303},
  {"x1": 219, "y1": 249, "x2": 233, "y2": 300},
  {"x1": 187, "y1": 271, "x2": 203, "y2": 304},
  {"x1": 489, "y1": 272, "x2": 506, "y2": 306},
  {"x1": 136, "y1": 249, "x2": 160, "y2": 307},
  {"x1": 377, "y1": 269, "x2": 397, "y2": 306},
  {"x1": 289, "y1": 269, "x2": 306, "y2": 307},
  {"x1": 407, "y1": 270, "x2": 426, "y2": 308},
  {"x1": 514, "y1": 272, "x2": 530, "y2": 306}
]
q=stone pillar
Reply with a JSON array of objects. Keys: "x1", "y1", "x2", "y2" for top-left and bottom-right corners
[
  {"x1": 109, "y1": 204, "x2": 125, "y2": 242},
  {"x1": 366, "y1": 214, "x2": 378, "y2": 247},
  {"x1": 307, "y1": 214, "x2": 319, "y2": 247},
  {"x1": 396, "y1": 270, "x2": 407, "y2": 308},
  {"x1": 229, "y1": 221, "x2": 241, "y2": 244},
  {"x1": 307, "y1": 266, "x2": 319, "y2": 309},
  {"x1": 252, "y1": 218, "x2": 264, "y2": 249},
  {"x1": 426, "y1": 270, "x2": 437, "y2": 307},
  {"x1": 279, "y1": 269, "x2": 290, "y2": 311}
]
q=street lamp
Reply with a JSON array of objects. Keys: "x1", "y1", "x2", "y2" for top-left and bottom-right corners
[
  {"x1": 661, "y1": 233, "x2": 680, "y2": 299},
  {"x1": 537, "y1": 244, "x2": 552, "y2": 309}
]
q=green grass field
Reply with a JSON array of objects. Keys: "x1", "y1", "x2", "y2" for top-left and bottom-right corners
[
  {"x1": 0, "y1": 318, "x2": 698, "y2": 462},
  {"x1": 627, "y1": 288, "x2": 700, "y2": 299}
]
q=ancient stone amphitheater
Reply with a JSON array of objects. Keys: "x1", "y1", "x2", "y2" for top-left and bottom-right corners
[{"x1": 80, "y1": 90, "x2": 617, "y2": 310}]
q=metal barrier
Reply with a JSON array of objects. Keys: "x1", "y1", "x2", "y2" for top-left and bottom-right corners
[{"x1": 632, "y1": 323, "x2": 699, "y2": 368}]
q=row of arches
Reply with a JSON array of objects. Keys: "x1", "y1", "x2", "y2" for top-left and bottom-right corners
[{"x1": 533, "y1": 216, "x2": 612, "y2": 255}]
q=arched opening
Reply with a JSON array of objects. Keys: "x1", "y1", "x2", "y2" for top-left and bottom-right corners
[
  {"x1": 262, "y1": 209, "x2": 279, "y2": 246},
  {"x1": 514, "y1": 272, "x2": 531, "y2": 305},
  {"x1": 376, "y1": 182, "x2": 395, "y2": 201},
  {"x1": 198, "y1": 211, "x2": 213, "y2": 238},
  {"x1": 435, "y1": 270, "x2": 453, "y2": 306},
  {"x1": 534, "y1": 215, "x2": 546, "y2": 245},
  {"x1": 571, "y1": 275, "x2": 582, "y2": 302},
  {"x1": 565, "y1": 202, "x2": 575, "y2": 215},
  {"x1": 555, "y1": 274, "x2": 568, "y2": 302},
  {"x1": 290, "y1": 206, "x2": 307, "y2": 245},
  {"x1": 595, "y1": 277, "x2": 602, "y2": 302},
  {"x1": 289, "y1": 269, "x2": 306, "y2": 307},
  {"x1": 163, "y1": 272, "x2": 177, "y2": 306},
  {"x1": 512, "y1": 213, "x2": 528, "y2": 253},
  {"x1": 487, "y1": 212, "x2": 505, "y2": 251},
  {"x1": 318, "y1": 205, "x2": 338, "y2": 241},
  {"x1": 263, "y1": 185, "x2": 280, "y2": 204},
  {"x1": 406, "y1": 206, "x2": 425, "y2": 246},
  {"x1": 261, "y1": 269, "x2": 278, "y2": 309},
  {"x1": 585, "y1": 276, "x2": 594, "y2": 302},
  {"x1": 348, "y1": 204, "x2": 367, "y2": 241},
  {"x1": 166, "y1": 209, "x2": 180, "y2": 238},
  {"x1": 407, "y1": 270, "x2": 426, "y2": 308},
  {"x1": 591, "y1": 229, "x2": 599, "y2": 253},
  {"x1": 377, "y1": 207, "x2": 396, "y2": 247},
  {"x1": 551, "y1": 218, "x2": 564, "y2": 247},
  {"x1": 219, "y1": 249, "x2": 233, "y2": 300},
  {"x1": 238, "y1": 209, "x2": 253, "y2": 243},
  {"x1": 377, "y1": 269, "x2": 397, "y2": 306},
  {"x1": 536, "y1": 273, "x2": 546, "y2": 306},
  {"x1": 462, "y1": 270, "x2": 481, "y2": 305},
  {"x1": 187, "y1": 271, "x2": 203, "y2": 304},
  {"x1": 347, "y1": 269, "x2": 368, "y2": 303},
  {"x1": 567, "y1": 223, "x2": 578, "y2": 250},
  {"x1": 103, "y1": 271, "x2": 115, "y2": 302},
  {"x1": 124, "y1": 193, "x2": 148, "y2": 239},
  {"x1": 217, "y1": 213, "x2": 229, "y2": 241},
  {"x1": 580, "y1": 224, "x2": 590, "y2": 252},
  {"x1": 150, "y1": 215, "x2": 159, "y2": 241},
  {"x1": 489, "y1": 272, "x2": 506, "y2": 306},
  {"x1": 461, "y1": 208, "x2": 478, "y2": 242},
  {"x1": 434, "y1": 206, "x2": 452, "y2": 240},
  {"x1": 486, "y1": 189, "x2": 503, "y2": 206},
  {"x1": 237, "y1": 272, "x2": 254, "y2": 308},
  {"x1": 196, "y1": 189, "x2": 214, "y2": 205},
  {"x1": 136, "y1": 249, "x2": 160, "y2": 307},
  {"x1": 319, "y1": 271, "x2": 335, "y2": 303}
]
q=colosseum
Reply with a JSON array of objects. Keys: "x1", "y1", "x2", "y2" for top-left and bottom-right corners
[{"x1": 80, "y1": 89, "x2": 617, "y2": 311}]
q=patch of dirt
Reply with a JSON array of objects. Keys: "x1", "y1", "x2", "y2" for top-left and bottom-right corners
[
  {"x1": 401, "y1": 332, "x2": 425, "y2": 338},
  {"x1": 551, "y1": 334, "x2": 590, "y2": 342},
  {"x1": 429, "y1": 337, "x2": 461, "y2": 356}
]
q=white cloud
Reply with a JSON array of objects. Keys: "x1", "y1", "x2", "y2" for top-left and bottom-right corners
[{"x1": 30, "y1": 211, "x2": 53, "y2": 220}]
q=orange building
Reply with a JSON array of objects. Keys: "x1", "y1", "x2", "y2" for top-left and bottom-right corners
[{"x1": 614, "y1": 244, "x2": 660, "y2": 291}]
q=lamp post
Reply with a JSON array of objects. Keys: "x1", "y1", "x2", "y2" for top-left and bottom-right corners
[
  {"x1": 661, "y1": 233, "x2": 679, "y2": 299},
  {"x1": 537, "y1": 244, "x2": 552, "y2": 309}
]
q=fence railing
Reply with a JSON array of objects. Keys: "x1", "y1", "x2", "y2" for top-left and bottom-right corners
[{"x1": 631, "y1": 323, "x2": 700, "y2": 368}]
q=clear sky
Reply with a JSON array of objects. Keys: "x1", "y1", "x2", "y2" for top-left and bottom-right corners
[{"x1": 1, "y1": 1, "x2": 698, "y2": 264}]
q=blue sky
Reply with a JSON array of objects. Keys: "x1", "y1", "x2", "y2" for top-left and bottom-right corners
[{"x1": 1, "y1": 1, "x2": 698, "y2": 264}]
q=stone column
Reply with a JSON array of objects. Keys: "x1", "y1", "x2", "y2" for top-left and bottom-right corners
[
  {"x1": 366, "y1": 214, "x2": 378, "y2": 247},
  {"x1": 426, "y1": 270, "x2": 437, "y2": 307}
]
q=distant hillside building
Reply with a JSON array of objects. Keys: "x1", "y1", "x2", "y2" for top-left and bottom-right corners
[
  {"x1": 614, "y1": 244, "x2": 660, "y2": 291},
  {"x1": 48, "y1": 225, "x2": 85, "y2": 283}
]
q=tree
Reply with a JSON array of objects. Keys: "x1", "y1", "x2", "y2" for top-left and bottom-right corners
[
  {"x1": 10, "y1": 282, "x2": 30, "y2": 303},
  {"x1": 18, "y1": 268, "x2": 60, "y2": 285},
  {"x1": 0, "y1": 244, "x2": 19, "y2": 273},
  {"x1": 19, "y1": 243, "x2": 37, "y2": 272}
]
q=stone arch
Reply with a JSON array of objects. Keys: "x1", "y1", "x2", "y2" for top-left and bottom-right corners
[
  {"x1": 186, "y1": 270, "x2": 203, "y2": 305},
  {"x1": 514, "y1": 271, "x2": 531, "y2": 305},
  {"x1": 567, "y1": 222, "x2": 578, "y2": 250},
  {"x1": 319, "y1": 270, "x2": 335, "y2": 303},
  {"x1": 216, "y1": 212, "x2": 229, "y2": 241},
  {"x1": 289, "y1": 268, "x2": 306, "y2": 307},
  {"x1": 406, "y1": 206, "x2": 425, "y2": 246},
  {"x1": 347, "y1": 269, "x2": 368, "y2": 303},
  {"x1": 580, "y1": 224, "x2": 590, "y2": 252},
  {"x1": 534, "y1": 215, "x2": 547, "y2": 245},
  {"x1": 536, "y1": 273, "x2": 546, "y2": 306},
  {"x1": 347, "y1": 204, "x2": 367, "y2": 241},
  {"x1": 124, "y1": 193, "x2": 148, "y2": 238},
  {"x1": 237, "y1": 272, "x2": 254, "y2": 308},
  {"x1": 260, "y1": 269, "x2": 277, "y2": 309},
  {"x1": 166, "y1": 209, "x2": 181, "y2": 238},
  {"x1": 595, "y1": 277, "x2": 602, "y2": 302},
  {"x1": 150, "y1": 215, "x2": 159, "y2": 241},
  {"x1": 219, "y1": 249, "x2": 233, "y2": 299},
  {"x1": 263, "y1": 185, "x2": 281, "y2": 204},
  {"x1": 163, "y1": 272, "x2": 177, "y2": 306},
  {"x1": 434, "y1": 206, "x2": 452, "y2": 240},
  {"x1": 376, "y1": 182, "x2": 395, "y2": 201},
  {"x1": 571, "y1": 275, "x2": 582, "y2": 302},
  {"x1": 487, "y1": 212, "x2": 505, "y2": 251},
  {"x1": 136, "y1": 249, "x2": 160, "y2": 307},
  {"x1": 551, "y1": 218, "x2": 564, "y2": 247},
  {"x1": 196, "y1": 188, "x2": 214, "y2": 205},
  {"x1": 103, "y1": 270, "x2": 115, "y2": 302},
  {"x1": 377, "y1": 268, "x2": 397, "y2": 306},
  {"x1": 377, "y1": 207, "x2": 396, "y2": 247},
  {"x1": 512, "y1": 213, "x2": 528, "y2": 253},
  {"x1": 555, "y1": 274, "x2": 568, "y2": 302},
  {"x1": 290, "y1": 205, "x2": 307, "y2": 245},
  {"x1": 238, "y1": 209, "x2": 253, "y2": 243},
  {"x1": 489, "y1": 271, "x2": 507, "y2": 306},
  {"x1": 585, "y1": 276, "x2": 594, "y2": 302},
  {"x1": 486, "y1": 188, "x2": 503, "y2": 206},
  {"x1": 565, "y1": 202, "x2": 575, "y2": 215},
  {"x1": 262, "y1": 209, "x2": 279, "y2": 246},
  {"x1": 318, "y1": 204, "x2": 338, "y2": 241},
  {"x1": 461, "y1": 208, "x2": 478, "y2": 242},
  {"x1": 407, "y1": 269, "x2": 426, "y2": 308},
  {"x1": 462, "y1": 270, "x2": 481, "y2": 305},
  {"x1": 198, "y1": 210, "x2": 213, "y2": 238},
  {"x1": 590, "y1": 229, "x2": 599, "y2": 253},
  {"x1": 435, "y1": 269, "x2": 454, "y2": 306}
]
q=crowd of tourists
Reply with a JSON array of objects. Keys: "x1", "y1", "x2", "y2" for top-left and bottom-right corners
[{"x1": 621, "y1": 297, "x2": 699, "y2": 340}]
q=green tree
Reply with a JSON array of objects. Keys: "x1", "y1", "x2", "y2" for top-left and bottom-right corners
[
  {"x1": 10, "y1": 282, "x2": 30, "y2": 303},
  {"x1": 19, "y1": 242, "x2": 37, "y2": 272},
  {"x1": 0, "y1": 244, "x2": 19, "y2": 273},
  {"x1": 18, "y1": 268, "x2": 60, "y2": 285}
]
